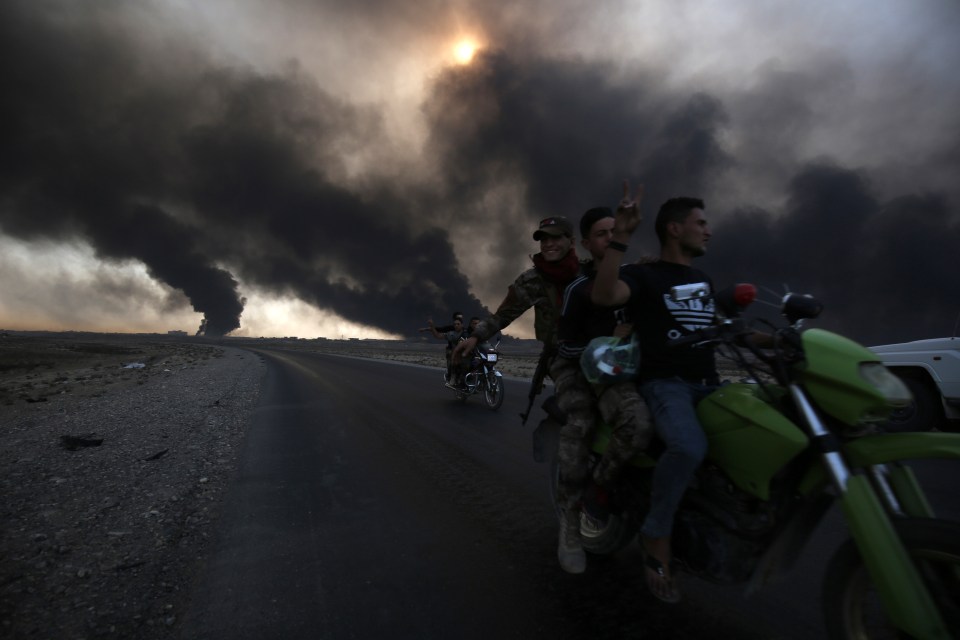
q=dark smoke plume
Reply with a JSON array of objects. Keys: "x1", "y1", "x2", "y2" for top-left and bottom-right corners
[
  {"x1": 2, "y1": 2, "x2": 957, "y2": 344},
  {"x1": 0, "y1": 2, "x2": 486, "y2": 335},
  {"x1": 707, "y1": 163, "x2": 960, "y2": 344},
  {"x1": 420, "y1": 50, "x2": 731, "y2": 291},
  {"x1": 420, "y1": 49, "x2": 959, "y2": 344}
]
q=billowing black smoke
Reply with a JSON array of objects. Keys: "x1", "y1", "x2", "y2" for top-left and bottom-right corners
[
  {"x1": 707, "y1": 163, "x2": 960, "y2": 344},
  {"x1": 421, "y1": 52, "x2": 731, "y2": 289},
  {"x1": 0, "y1": 2, "x2": 486, "y2": 335},
  {"x1": 421, "y1": 50, "x2": 959, "y2": 344},
  {"x1": 2, "y1": 2, "x2": 957, "y2": 344}
]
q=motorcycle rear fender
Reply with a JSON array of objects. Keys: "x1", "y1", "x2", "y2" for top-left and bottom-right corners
[
  {"x1": 798, "y1": 432, "x2": 960, "y2": 500},
  {"x1": 532, "y1": 413, "x2": 562, "y2": 464}
]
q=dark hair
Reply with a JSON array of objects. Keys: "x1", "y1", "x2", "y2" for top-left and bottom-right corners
[
  {"x1": 469, "y1": 316, "x2": 479, "y2": 322},
  {"x1": 579, "y1": 207, "x2": 614, "y2": 239},
  {"x1": 654, "y1": 197, "x2": 705, "y2": 244},
  {"x1": 452, "y1": 310, "x2": 463, "y2": 320}
]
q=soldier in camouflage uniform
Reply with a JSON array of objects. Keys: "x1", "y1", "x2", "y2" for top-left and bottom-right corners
[
  {"x1": 550, "y1": 207, "x2": 652, "y2": 574},
  {"x1": 452, "y1": 216, "x2": 583, "y2": 369}
]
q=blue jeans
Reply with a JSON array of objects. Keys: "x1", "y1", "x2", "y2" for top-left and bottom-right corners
[{"x1": 638, "y1": 377, "x2": 717, "y2": 538}]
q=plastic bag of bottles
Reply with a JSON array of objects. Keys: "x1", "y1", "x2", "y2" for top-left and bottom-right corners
[{"x1": 580, "y1": 334, "x2": 640, "y2": 384}]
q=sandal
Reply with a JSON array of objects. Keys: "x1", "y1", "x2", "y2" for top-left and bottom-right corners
[{"x1": 643, "y1": 547, "x2": 681, "y2": 604}]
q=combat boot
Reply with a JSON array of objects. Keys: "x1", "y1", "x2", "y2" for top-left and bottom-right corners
[{"x1": 557, "y1": 508, "x2": 586, "y2": 574}]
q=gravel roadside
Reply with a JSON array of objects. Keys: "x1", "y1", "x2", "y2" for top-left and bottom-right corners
[{"x1": 0, "y1": 340, "x2": 263, "y2": 639}]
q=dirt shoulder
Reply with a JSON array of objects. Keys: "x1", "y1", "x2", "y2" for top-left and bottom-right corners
[{"x1": 0, "y1": 333, "x2": 263, "y2": 639}]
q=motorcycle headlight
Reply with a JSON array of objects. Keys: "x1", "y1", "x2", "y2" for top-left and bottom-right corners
[{"x1": 858, "y1": 362, "x2": 912, "y2": 407}]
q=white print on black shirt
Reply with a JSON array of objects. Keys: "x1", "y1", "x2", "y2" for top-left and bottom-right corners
[{"x1": 663, "y1": 294, "x2": 715, "y2": 340}]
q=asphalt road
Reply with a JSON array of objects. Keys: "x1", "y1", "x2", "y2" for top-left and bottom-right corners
[{"x1": 180, "y1": 349, "x2": 959, "y2": 640}]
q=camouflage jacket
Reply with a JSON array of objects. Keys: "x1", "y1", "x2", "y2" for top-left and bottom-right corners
[{"x1": 473, "y1": 263, "x2": 585, "y2": 350}]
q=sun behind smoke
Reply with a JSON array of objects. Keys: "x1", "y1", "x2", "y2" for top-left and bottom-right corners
[{"x1": 453, "y1": 40, "x2": 478, "y2": 64}]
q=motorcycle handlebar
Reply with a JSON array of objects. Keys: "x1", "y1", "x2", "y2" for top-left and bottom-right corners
[
  {"x1": 667, "y1": 319, "x2": 747, "y2": 349},
  {"x1": 667, "y1": 325, "x2": 721, "y2": 348}
]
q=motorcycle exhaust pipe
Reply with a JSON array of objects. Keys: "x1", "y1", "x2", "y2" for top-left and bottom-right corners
[{"x1": 464, "y1": 372, "x2": 480, "y2": 389}]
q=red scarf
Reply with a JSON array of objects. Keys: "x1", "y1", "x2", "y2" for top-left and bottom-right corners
[{"x1": 533, "y1": 248, "x2": 580, "y2": 291}]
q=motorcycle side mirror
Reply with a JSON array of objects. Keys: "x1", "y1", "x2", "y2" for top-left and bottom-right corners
[
  {"x1": 670, "y1": 282, "x2": 711, "y2": 302},
  {"x1": 781, "y1": 293, "x2": 823, "y2": 323},
  {"x1": 715, "y1": 283, "x2": 757, "y2": 318}
]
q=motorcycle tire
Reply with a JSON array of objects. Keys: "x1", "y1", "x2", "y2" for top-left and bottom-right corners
[
  {"x1": 546, "y1": 437, "x2": 637, "y2": 557},
  {"x1": 822, "y1": 517, "x2": 960, "y2": 639},
  {"x1": 483, "y1": 375, "x2": 504, "y2": 411}
]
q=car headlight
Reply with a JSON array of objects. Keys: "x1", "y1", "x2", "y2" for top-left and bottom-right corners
[{"x1": 859, "y1": 362, "x2": 912, "y2": 407}]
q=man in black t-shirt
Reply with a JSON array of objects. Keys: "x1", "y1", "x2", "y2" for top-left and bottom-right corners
[{"x1": 591, "y1": 183, "x2": 717, "y2": 604}]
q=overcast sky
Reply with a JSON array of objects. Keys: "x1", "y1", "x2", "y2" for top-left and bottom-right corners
[{"x1": 2, "y1": 0, "x2": 958, "y2": 344}]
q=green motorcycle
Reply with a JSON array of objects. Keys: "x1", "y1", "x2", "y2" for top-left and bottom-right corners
[{"x1": 534, "y1": 283, "x2": 960, "y2": 638}]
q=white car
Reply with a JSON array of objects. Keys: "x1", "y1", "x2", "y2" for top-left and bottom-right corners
[{"x1": 869, "y1": 337, "x2": 960, "y2": 432}]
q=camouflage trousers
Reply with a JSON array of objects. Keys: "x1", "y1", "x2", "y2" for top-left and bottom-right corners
[{"x1": 550, "y1": 356, "x2": 652, "y2": 512}]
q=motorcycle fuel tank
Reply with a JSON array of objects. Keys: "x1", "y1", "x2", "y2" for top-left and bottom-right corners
[{"x1": 697, "y1": 383, "x2": 808, "y2": 500}]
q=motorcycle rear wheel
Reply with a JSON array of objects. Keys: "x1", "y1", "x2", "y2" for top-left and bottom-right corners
[
  {"x1": 483, "y1": 375, "x2": 504, "y2": 410},
  {"x1": 547, "y1": 444, "x2": 637, "y2": 557},
  {"x1": 822, "y1": 517, "x2": 960, "y2": 639}
]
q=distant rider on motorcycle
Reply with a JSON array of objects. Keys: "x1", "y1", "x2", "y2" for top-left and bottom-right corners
[
  {"x1": 422, "y1": 311, "x2": 464, "y2": 382},
  {"x1": 429, "y1": 316, "x2": 468, "y2": 387}
]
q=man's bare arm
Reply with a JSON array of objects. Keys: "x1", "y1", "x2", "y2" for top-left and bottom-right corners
[
  {"x1": 592, "y1": 180, "x2": 642, "y2": 306},
  {"x1": 452, "y1": 335, "x2": 477, "y2": 362},
  {"x1": 454, "y1": 283, "x2": 529, "y2": 362}
]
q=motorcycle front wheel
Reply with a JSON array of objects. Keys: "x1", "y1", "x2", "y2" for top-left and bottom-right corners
[
  {"x1": 483, "y1": 374, "x2": 504, "y2": 410},
  {"x1": 822, "y1": 517, "x2": 960, "y2": 639}
]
